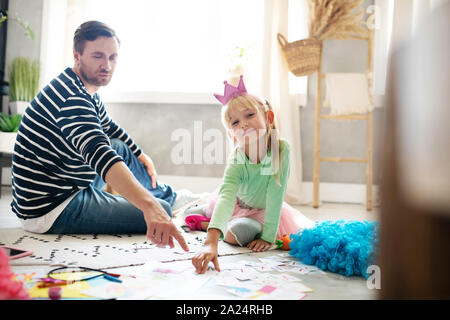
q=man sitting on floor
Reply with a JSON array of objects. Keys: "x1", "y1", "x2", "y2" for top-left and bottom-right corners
[{"x1": 10, "y1": 20, "x2": 188, "y2": 251}]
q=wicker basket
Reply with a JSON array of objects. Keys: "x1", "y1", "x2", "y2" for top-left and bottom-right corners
[{"x1": 277, "y1": 33, "x2": 322, "y2": 77}]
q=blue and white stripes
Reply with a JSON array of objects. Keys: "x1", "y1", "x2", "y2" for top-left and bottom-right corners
[{"x1": 11, "y1": 67, "x2": 142, "y2": 220}]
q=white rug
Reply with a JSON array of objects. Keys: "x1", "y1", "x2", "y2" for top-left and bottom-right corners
[{"x1": 0, "y1": 228, "x2": 263, "y2": 269}]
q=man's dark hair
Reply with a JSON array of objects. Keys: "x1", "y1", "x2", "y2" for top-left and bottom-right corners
[{"x1": 73, "y1": 21, "x2": 120, "y2": 54}]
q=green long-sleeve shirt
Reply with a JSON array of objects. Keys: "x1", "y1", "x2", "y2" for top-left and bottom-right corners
[{"x1": 208, "y1": 139, "x2": 291, "y2": 244}]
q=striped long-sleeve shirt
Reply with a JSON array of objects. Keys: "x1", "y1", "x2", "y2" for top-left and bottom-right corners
[{"x1": 11, "y1": 67, "x2": 142, "y2": 221}]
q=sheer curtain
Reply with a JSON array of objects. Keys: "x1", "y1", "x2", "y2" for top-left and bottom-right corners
[
  {"x1": 375, "y1": 0, "x2": 448, "y2": 94},
  {"x1": 261, "y1": 0, "x2": 308, "y2": 205},
  {"x1": 389, "y1": 0, "x2": 450, "y2": 211}
]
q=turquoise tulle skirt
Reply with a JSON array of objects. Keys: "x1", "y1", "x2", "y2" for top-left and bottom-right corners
[{"x1": 289, "y1": 220, "x2": 379, "y2": 278}]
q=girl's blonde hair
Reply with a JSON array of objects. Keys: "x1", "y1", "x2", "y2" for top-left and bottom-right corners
[{"x1": 221, "y1": 94, "x2": 282, "y2": 183}]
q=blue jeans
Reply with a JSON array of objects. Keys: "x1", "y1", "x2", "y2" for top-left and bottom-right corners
[{"x1": 46, "y1": 139, "x2": 177, "y2": 234}]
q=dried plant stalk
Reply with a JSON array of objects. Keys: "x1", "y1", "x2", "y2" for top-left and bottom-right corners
[{"x1": 308, "y1": 0, "x2": 368, "y2": 40}]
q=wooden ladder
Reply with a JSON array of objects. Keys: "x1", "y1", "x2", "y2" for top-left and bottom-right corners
[{"x1": 312, "y1": 30, "x2": 374, "y2": 211}]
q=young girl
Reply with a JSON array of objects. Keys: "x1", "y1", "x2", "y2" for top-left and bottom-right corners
[{"x1": 189, "y1": 75, "x2": 313, "y2": 274}]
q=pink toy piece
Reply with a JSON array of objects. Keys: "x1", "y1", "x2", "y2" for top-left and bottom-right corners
[
  {"x1": 213, "y1": 75, "x2": 247, "y2": 106},
  {"x1": 184, "y1": 214, "x2": 211, "y2": 231},
  {"x1": 48, "y1": 286, "x2": 62, "y2": 300},
  {"x1": 0, "y1": 248, "x2": 30, "y2": 300},
  {"x1": 1, "y1": 245, "x2": 33, "y2": 260}
]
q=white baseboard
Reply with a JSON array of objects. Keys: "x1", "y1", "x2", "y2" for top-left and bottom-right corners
[
  {"x1": 159, "y1": 175, "x2": 379, "y2": 206},
  {"x1": 1, "y1": 167, "x2": 12, "y2": 186},
  {"x1": 159, "y1": 175, "x2": 223, "y2": 194},
  {"x1": 300, "y1": 181, "x2": 379, "y2": 206}
]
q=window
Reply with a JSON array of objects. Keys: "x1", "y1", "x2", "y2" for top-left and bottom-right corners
[
  {"x1": 41, "y1": 0, "x2": 308, "y2": 104},
  {"x1": 63, "y1": 0, "x2": 265, "y2": 102}
]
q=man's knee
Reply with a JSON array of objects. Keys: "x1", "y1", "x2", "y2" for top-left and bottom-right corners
[
  {"x1": 158, "y1": 199, "x2": 172, "y2": 218},
  {"x1": 110, "y1": 139, "x2": 129, "y2": 155},
  {"x1": 110, "y1": 139, "x2": 137, "y2": 167}
]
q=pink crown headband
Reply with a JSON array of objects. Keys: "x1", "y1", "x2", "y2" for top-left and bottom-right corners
[{"x1": 213, "y1": 75, "x2": 247, "y2": 106}]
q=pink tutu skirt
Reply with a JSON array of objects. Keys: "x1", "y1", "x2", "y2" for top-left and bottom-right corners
[{"x1": 202, "y1": 190, "x2": 312, "y2": 240}]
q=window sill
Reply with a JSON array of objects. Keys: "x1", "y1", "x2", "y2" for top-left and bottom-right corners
[
  {"x1": 100, "y1": 91, "x2": 219, "y2": 105},
  {"x1": 100, "y1": 91, "x2": 309, "y2": 106}
]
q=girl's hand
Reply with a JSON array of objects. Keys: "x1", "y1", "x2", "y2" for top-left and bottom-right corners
[
  {"x1": 247, "y1": 239, "x2": 271, "y2": 252},
  {"x1": 138, "y1": 153, "x2": 158, "y2": 189},
  {"x1": 191, "y1": 244, "x2": 221, "y2": 274}
]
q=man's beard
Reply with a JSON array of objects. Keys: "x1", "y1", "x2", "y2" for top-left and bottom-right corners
[{"x1": 80, "y1": 65, "x2": 112, "y2": 87}]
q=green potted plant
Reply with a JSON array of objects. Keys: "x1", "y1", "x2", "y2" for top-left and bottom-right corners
[
  {"x1": 0, "y1": 112, "x2": 21, "y2": 153},
  {"x1": 8, "y1": 57, "x2": 39, "y2": 114}
]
